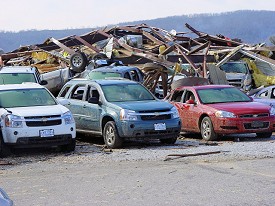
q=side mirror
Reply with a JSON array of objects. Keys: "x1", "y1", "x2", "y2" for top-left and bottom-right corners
[
  {"x1": 40, "y1": 80, "x2": 48, "y2": 85},
  {"x1": 88, "y1": 97, "x2": 100, "y2": 104},
  {"x1": 186, "y1": 99, "x2": 195, "y2": 104}
]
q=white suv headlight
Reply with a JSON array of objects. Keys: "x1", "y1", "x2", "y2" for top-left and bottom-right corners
[
  {"x1": 5, "y1": 114, "x2": 24, "y2": 128},
  {"x1": 215, "y1": 110, "x2": 236, "y2": 118},
  {"x1": 171, "y1": 106, "x2": 179, "y2": 118},
  {"x1": 62, "y1": 111, "x2": 75, "y2": 124},
  {"x1": 120, "y1": 109, "x2": 138, "y2": 121}
]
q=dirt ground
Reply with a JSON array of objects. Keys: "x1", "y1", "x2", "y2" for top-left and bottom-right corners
[{"x1": 0, "y1": 134, "x2": 275, "y2": 206}]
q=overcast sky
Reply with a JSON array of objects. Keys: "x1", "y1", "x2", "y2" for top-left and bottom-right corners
[{"x1": 1, "y1": 0, "x2": 275, "y2": 32}]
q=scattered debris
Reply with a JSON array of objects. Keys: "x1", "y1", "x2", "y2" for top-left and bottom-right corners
[{"x1": 164, "y1": 151, "x2": 222, "y2": 161}]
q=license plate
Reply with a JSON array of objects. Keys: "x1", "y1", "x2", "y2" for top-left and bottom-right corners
[
  {"x1": 154, "y1": 123, "x2": 166, "y2": 131},
  {"x1": 40, "y1": 129, "x2": 54, "y2": 137},
  {"x1": 251, "y1": 121, "x2": 264, "y2": 128}
]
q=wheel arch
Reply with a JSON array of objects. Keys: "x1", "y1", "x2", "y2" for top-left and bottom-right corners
[
  {"x1": 198, "y1": 114, "x2": 210, "y2": 130},
  {"x1": 101, "y1": 116, "x2": 115, "y2": 133}
]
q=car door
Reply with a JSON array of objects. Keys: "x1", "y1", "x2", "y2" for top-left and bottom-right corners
[
  {"x1": 181, "y1": 90, "x2": 199, "y2": 131},
  {"x1": 79, "y1": 84, "x2": 101, "y2": 132},
  {"x1": 64, "y1": 84, "x2": 86, "y2": 130}
]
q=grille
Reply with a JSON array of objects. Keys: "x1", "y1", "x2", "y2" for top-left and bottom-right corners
[
  {"x1": 25, "y1": 115, "x2": 62, "y2": 127},
  {"x1": 139, "y1": 109, "x2": 170, "y2": 113},
  {"x1": 243, "y1": 122, "x2": 269, "y2": 129},
  {"x1": 141, "y1": 114, "x2": 171, "y2": 121},
  {"x1": 26, "y1": 120, "x2": 62, "y2": 127},
  {"x1": 239, "y1": 113, "x2": 269, "y2": 118}
]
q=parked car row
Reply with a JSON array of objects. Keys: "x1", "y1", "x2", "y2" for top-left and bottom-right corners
[{"x1": 1, "y1": 73, "x2": 275, "y2": 156}]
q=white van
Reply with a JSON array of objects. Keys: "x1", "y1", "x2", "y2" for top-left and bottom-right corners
[{"x1": 0, "y1": 83, "x2": 76, "y2": 156}]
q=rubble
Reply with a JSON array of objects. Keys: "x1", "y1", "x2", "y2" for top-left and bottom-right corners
[{"x1": 1, "y1": 23, "x2": 275, "y2": 94}]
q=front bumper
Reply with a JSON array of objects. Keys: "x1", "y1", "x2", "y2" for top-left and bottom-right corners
[
  {"x1": 2, "y1": 123, "x2": 76, "y2": 146},
  {"x1": 213, "y1": 116, "x2": 275, "y2": 134},
  {"x1": 118, "y1": 118, "x2": 181, "y2": 139}
]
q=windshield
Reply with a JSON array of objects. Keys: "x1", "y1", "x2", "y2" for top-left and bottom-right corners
[
  {"x1": 87, "y1": 71, "x2": 121, "y2": 80},
  {"x1": 0, "y1": 73, "x2": 36, "y2": 84},
  {"x1": 0, "y1": 88, "x2": 57, "y2": 108},
  {"x1": 220, "y1": 63, "x2": 248, "y2": 74},
  {"x1": 102, "y1": 84, "x2": 155, "y2": 102},
  {"x1": 197, "y1": 87, "x2": 251, "y2": 104}
]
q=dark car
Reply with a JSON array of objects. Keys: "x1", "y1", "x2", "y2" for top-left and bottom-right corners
[
  {"x1": 168, "y1": 85, "x2": 275, "y2": 141},
  {"x1": 85, "y1": 65, "x2": 144, "y2": 83}
]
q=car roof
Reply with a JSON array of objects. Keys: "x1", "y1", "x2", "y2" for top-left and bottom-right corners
[
  {"x1": 67, "y1": 78, "x2": 137, "y2": 86},
  {"x1": 0, "y1": 82, "x2": 43, "y2": 90},
  {"x1": 0, "y1": 66, "x2": 37, "y2": 73},
  {"x1": 176, "y1": 84, "x2": 234, "y2": 91},
  {"x1": 92, "y1": 65, "x2": 139, "y2": 73}
]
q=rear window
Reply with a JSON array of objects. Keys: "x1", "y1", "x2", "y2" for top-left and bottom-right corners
[
  {"x1": 0, "y1": 88, "x2": 57, "y2": 108},
  {"x1": 86, "y1": 71, "x2": 121, "y2": 80}
]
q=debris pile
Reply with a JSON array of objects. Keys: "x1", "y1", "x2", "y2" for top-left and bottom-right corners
[{"x1": 1, "y1": 23, "x2": 275, "y2": 95}]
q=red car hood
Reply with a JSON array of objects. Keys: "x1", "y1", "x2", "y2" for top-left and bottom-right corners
[{"x1": 209, "y1": 102, "x2": 270, "y2": 114}]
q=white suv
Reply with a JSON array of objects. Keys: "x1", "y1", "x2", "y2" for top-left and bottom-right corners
[{"x1": 0, "y1": 83, "x2": 76, "y2": 156}]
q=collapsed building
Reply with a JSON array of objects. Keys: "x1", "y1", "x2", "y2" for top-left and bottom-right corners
[{"x1": 1, "y1": 23, "x2": 275, "y2": 96}]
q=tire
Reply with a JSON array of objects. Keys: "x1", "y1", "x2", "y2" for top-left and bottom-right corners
[
  {"x1": 160, "y1": 136, "x2": 178, "y2": 144},
  {"x1": 0, "y1": 133, "x2": 11, "y2": 157},
  {"x1": 60, "y1": 139, "x2": 76, "y2": 152},
  {"x1": 70, "y1": 52, "x2": 88, "y2": 73},
  {"x1": 256, "y1": 132, "x2": 273, "y2": 138},
  {"x1": 200, "y1": 117, "x2": 218, "y2": 141},
  {"x1": 103, "y1": 121, "x2": 123, "y2": 149}
]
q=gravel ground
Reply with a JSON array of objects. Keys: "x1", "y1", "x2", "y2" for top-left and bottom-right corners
[
  {"x1": 1, "y1": 133, "x2": 274, "y2": 166},
  {"x1": 0, "y1": 133, "x2": 275, "y2": 206}
]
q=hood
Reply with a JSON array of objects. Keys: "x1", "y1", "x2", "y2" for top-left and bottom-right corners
[
  {"x1": 225, "y1": 73, "x2": 245, "y2": 80},
  {"x1": 209, "y1": 102, "x2": 270, "y2": 114},
  {"x1": 5, "y1": 105, "x2": 69, "y2": 117},
  {"x1": 113, "y1": 100, "x2": 173, "y2": 111}
]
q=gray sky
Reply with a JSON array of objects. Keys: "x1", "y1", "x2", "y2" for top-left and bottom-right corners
[{"x1": 1, "y1": 0, "x2": 275, "y2": 31}]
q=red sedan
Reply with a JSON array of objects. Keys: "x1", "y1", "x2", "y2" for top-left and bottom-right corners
[{"x1": 168, "y1": 85, "x2": 275, "y2": 141}]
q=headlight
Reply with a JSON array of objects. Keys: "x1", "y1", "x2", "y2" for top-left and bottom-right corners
[
  {"x1": 215, "y1": 110, "x2": 236, "y2": 118},
  {"x1": 269, "y1": 106, "x2": 275, "y2": 116},
  {"x1": 120, "y1": 109, "x2": 138, "y2": 121},
  {"x1": 171, "y1": 106, "x2": 179, "y2": 118},
  {"x1": 5, "y1": 114, "x2": 24, "y2": 128},
  {"x1": 62, "y1": 111, "x2": 75, "y2": 124}
]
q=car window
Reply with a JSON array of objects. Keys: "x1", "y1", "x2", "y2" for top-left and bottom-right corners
[
  {"x1": 59, "y1": 85, "x2": 71, "y2": 97},
  {"x1": 87, "y1": 71, "x2": 120, "y2": 80},
  {"x1": 69, "y1": 85, "x2": 85, "y2": 100},
  {"x1": 86, "y1": 85, "x2": 100, "y2": 101},
  {"x1": 183, "y1": 91, "x2": 195, "y2": 103},
  {"x1": 102, "y1": 84, "x2": 154, "y2": 102},
  {"x1": 197, "y1": 87, "x2": 251, "y2": 104},
  {"x1": 130, "y1": 70, "x2": 139, "y2": 81},
  {"x1": 271, "y1": 88, "x2": 275, "y2": 99},
  {"x1": 0, "y1": 73, "x2": 36, "y2": 84},
  {"x1": 171, "y1": 90, "x2": 184, "y2": 102},
  {"x1": 0, "y1": 88, "x2": 56, "y2": 108},
  {"x1": 259, "y1": 91, "x2": 269, "y2": 98},
  {"x1": 124, "y1": 72, "x2": 131, "y2": 80}
]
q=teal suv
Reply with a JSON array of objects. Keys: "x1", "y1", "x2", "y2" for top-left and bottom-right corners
[{"x1": 57, "y1": 78, "x2": 181, "y2": 148}]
